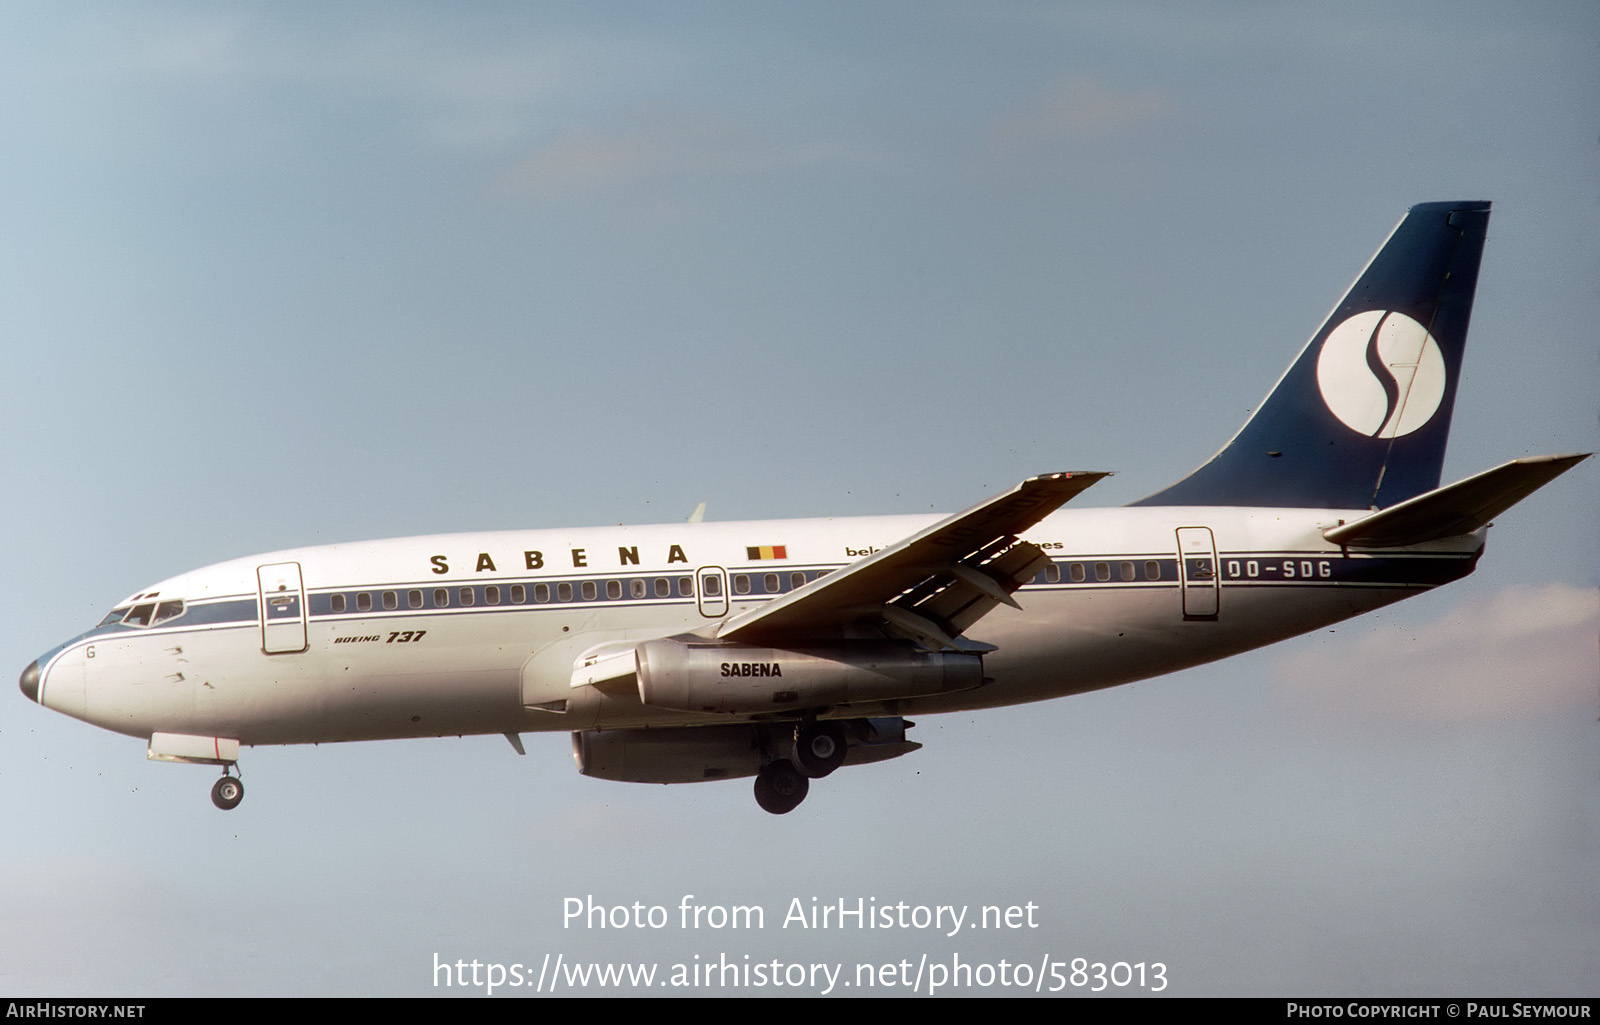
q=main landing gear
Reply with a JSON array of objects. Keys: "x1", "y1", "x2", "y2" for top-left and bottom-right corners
[
  {"x1": 754, "y1": 761, "x2": 808, "y2": 815},
  {"x1": 792, "y1": 721, "x2": 847, "y2": 778},
  {"x1": 752, "y1": 721, "x2": 849, "y2": 814},
  {"x1": 210, "y1": 769, "x2": 244, "y2": 811}
]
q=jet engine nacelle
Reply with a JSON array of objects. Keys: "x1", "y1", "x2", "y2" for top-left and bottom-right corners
[
  {"x1": 572, "y1": 723, "x2": 766, "y2": 783},
  {"x1": 572, "y1": 718, "x2": 921, "y2": 784},
  {"x1": 633, "y1": 637, "x2": 982, "y2": 714}
]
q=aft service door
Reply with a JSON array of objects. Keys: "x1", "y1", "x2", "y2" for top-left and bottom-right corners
[
  {"x1": 258, "y1": 561, "x2": 308, "y2": 654},
  {"x1": 1175, "y1": 527, "x2": 1219, "y2": 620},
  {"x1": 696, "y1": 566, "x2": 729, "y2": 618}
]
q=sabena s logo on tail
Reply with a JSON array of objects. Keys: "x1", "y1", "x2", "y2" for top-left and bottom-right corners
[{"x1": 1314, "y1": 309, "x2": 1446, "y2": 439}]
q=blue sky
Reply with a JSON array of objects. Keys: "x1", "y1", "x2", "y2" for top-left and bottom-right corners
[{"x1": 1, "y1": 1, "x2": 1595, "y2": 996}]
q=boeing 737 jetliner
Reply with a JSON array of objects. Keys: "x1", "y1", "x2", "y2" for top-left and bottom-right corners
[{"x1": 20, "y1": 201, "x2": 1588, "y2": 813}]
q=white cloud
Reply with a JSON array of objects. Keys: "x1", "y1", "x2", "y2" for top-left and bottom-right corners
[
  {"x1": 3, "y1": 10, "x2": 682, "y2": 157},
  {"x1": 494, "y1": 115, "x2": 863, "y2": 199},
  {"x1": 989, "y1": 75, "x2": 1173, "y2": 152},
  {"x1": 1276, "y1": 581, "x2": 1598, "y2": 723}
]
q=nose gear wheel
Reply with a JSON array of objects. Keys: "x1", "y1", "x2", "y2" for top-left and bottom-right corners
[{"x1": 210, "y1": 770, "x2": 244, "y2": 811}]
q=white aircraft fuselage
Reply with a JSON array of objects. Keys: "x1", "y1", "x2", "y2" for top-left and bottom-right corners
[{"x1": 30, "y1": 506, "x2": 1475, "y2": 743}]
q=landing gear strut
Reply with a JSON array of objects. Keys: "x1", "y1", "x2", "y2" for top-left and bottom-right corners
[
  {"x1": 210, "y1": 770, "x2": 244, "y2": 811},
  {"x1": 753, "y1": 760, "x2": 808, "y2": 815}
]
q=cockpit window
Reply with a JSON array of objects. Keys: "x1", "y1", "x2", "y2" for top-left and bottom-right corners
[
  {"x1": 100, "y1": 607, "x2": 131, "y2": 627},
  {"x1": 120, "y1": 599, "x2": 185, "y2": 628}
]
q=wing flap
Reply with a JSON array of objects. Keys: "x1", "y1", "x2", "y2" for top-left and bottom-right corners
[
  {"x1": 892, "y1": 536, "x2": 1053, "y2": 645},
  {"x1": 720, "y1": 471, "x2": 1108, "y2": 647}
]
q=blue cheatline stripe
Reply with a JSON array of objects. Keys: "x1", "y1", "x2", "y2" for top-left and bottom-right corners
[
  {"x1": 56, "y1": 551, "x2": 1476, "y2": 640},
  {"x1": 306, "y1": 552, "x2": 1472, "y2": 621}
]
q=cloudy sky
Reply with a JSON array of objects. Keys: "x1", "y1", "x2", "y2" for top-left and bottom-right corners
[{"x1": 1, "y1": 1, "x2": 1595, "y2": 997}]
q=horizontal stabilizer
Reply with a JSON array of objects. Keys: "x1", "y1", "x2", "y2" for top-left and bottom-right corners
[{"x1": 1323, "y1": 453, "x2": 1590, "y2": 547}]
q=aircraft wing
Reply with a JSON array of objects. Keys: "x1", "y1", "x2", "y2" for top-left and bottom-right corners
[{"x1": 717, "y1": 471, "x2": 1109, "y2": 650}]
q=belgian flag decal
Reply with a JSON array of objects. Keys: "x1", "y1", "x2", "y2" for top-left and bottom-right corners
[{"x1": 745, "y1": 545, "x2": 788, "y2": 560}]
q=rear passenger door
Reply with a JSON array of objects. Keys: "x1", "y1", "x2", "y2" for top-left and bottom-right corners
[{"x1": 1175, "y1": 528, "x2": 1219, "y2": 621}]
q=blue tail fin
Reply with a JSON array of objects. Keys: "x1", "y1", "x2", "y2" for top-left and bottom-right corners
[{"x1": 1135, "y1": 201, "x2": 1490, "y2": 510}]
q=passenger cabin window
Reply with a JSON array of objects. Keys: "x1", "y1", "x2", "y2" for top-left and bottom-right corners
[
  {"x1": 791, "y1": 572, "x2": 806, "y2": 590},
  {"x1": 356, "y1": 593, "x2": 373, "y2": 612},
  {"x1": 535, "y1": 583, "x2": 550, "y2": 603},
  {"x1": 1095, "y1": 563, "x2": 1110, "y2": 582},
  {"x1": 511, "y1": 585, "x2": 526, "y2": 604},
  {"x1": 409, "y1": 590, "x2": 423, "y2": 609},
  {"x1": 764, "y1": 573, "x2": 780, "y2": 593},
  {"x1": 433, "y1": 588, "x2": 449, "y2": 608},
  {"x1": 581, "y1": 581, "x2": 597, "y2": 601},
  {"x1": 383, "y1": 591, "x2": 398, "y2": 610},
  {"x1": 678, "y1": 577, "x2": 694, "y2": 596},
  {"x1": 654, "y1": 578, "x2": 670, "y2": 598},
  {"x1": 631, "y1": 579, "x2": 647, "y2": 599},
  {"x1": 1070, "y1": 563, "x2": 1087, "y2": 583},
  {"x1": 1120, "y1": 562, "x2": 1135, "y2": 581},
  {"x1": 1145, "y1": 561, "x2": 1161, "y2": 580},
  {"x1": 485, "y1": 585, "x2": 500, "y2": 605},
  {"x1": 557, "y1": 582, "x2": 573, "y2": 602},
  {"x1": 459, "y1": 587, "x2": 475, "y2": 607},
  {"x1": 1045, "y1": 564, "x2": 1061, "y2": 583},
  {"x1": 606, "y1": 580, "x2": 622, "y2": 600},
  {"x1": 733, "y1": 575, "x2": 750, "y2": 595},
  {"x1": 331, "y1": 594, "x2": 347, "y2": 614}
]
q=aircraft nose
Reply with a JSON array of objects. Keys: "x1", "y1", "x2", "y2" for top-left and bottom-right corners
[{"x1": 19, "y1": 660, "x2": 40, "y2": 702}]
